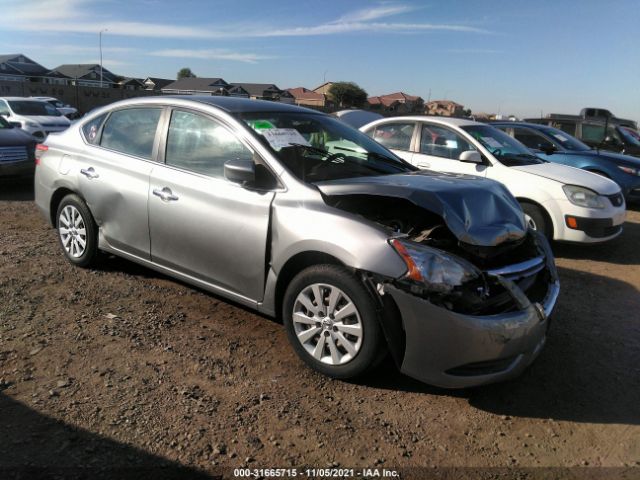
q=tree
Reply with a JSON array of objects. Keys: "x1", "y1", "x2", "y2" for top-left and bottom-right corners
[
  {"x1": 177, "y1": 68, "x2": 196, "y2": 80},
  {"x1": 328, "y1": 82, "x2": 368, "y2": 108}
]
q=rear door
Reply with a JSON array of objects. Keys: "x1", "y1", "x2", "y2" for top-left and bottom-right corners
[
  {"x1": 77, "y1": 107, "x2": 163, "y2": 259},
  {"x1": 412, "y1": 122, "x2": 487, "y2": 176},
  {"x1": 148, "y1": 108, "x2": 275, "y2": 302}
]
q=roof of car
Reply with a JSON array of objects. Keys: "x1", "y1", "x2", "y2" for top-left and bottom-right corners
[
  {"x1": 162, "y1": 95, "x2": 324, "y2": 115},
  {"x1": 369, "y1": 115, "x2": 479, "y2": 127},
  {"x1": 491, "y1": 121, "x2": 551, "y2": 129},
  {"x1": 0, "y1": 97, "x2": 48, "y2": 102}
]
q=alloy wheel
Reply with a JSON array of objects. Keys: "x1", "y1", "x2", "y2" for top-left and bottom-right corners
[
  {"x1": 292, "y1": 283, "x2": 363, "y2": 365},
  {"x1": 59, "y1": 205, "x2": 87, "y2": 258}
]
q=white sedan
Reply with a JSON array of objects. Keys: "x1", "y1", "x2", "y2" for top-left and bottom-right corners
[{"x1": 361, "y1": 116, "x2": 626, "y2": 243}]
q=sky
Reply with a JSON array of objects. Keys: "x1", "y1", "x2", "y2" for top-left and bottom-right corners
[{"x1": 1, "y1": 0, "x2": 638, "y2": 121}]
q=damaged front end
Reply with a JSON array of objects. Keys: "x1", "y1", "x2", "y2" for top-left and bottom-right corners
[
  {"x1": 378, "y1": 230, "x2": 559, "y2": 388},
  {"x1": 318, "y1": 174, "x2": 560, "y2": 388}
]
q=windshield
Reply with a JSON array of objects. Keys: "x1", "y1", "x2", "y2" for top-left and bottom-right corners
[
  {"x1": 8, "y1": 100, "x2": 61, "y2": 117},
  {"x1": 239, "y1": 112, "x2": 414, "y2": 182},
  {"x1": 462, "y1": 125, "x2": 545, "y2": 166},
  {"x1": 537, "y1": 126, "x2": 591, "y2": 151},
  {"x1": 620, "y1": 127, "x2": 640, "y2": 147}
]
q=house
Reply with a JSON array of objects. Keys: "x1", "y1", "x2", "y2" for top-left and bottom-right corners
[
  {"x1": 117, "y1": 77, "x2": 145, "y2": 90},
  {"x1": 367, "y1": 92, "x2": 424, "y2": 113},
  {"x1": 231, "y1": 83, "x2": 294, "y2": 103},
  {"x1": 161, "y1": 77, "x2": 234, "y2": 95},
  {"x1": 425, "y1": 100, "x2": 465, "y2": 117},
  {"x1": 313, "y1": 82, "x2": 334, "y2": 96},
  {"x1": 287, "y1": 87, "x2": 329, "y2": 107},
  {"x1": 0, "y1": 54, "x2": 69, "y2": 84},
  {"x1": 143, "y1": 77, "x2": 174, "y2": 92},
  {"x1": 51, "y1": 64, "x2": 118, "y2": 87}
]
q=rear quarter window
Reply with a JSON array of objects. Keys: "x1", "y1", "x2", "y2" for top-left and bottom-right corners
[{"x1": 82, "y1": 113, "x2": 108, "y2": 145}]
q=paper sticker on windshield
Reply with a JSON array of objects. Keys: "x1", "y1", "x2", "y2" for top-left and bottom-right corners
[
  {"x1": 553, "y1": 133, "x2": 568, "y2": 142},
  {"x1": 481, "y1": 136, "x2": 503, "y2": 149},
  {"x1": 261, "y1": 128, "x2": 310, "y2": 149}
]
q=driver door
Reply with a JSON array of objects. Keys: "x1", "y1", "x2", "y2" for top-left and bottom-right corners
[{"x1": 412, "y1": 122, "x2": 487, "y2": 177}]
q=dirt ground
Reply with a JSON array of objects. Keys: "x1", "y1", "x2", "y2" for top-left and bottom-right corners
[{"x1": 0, "y1": 177, "x2": 639, "y2": 479}]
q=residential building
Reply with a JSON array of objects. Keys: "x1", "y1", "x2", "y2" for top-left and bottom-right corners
[
  {"x1": 287, "y1": 87, "x2": 329, "y2": 107},
  {"x1": 118, "y1": 78, "x2": 145, "y2": 90},
  {"x1": 425, "y1": 100, "x2": 465, "y2": 117},
  {"x1": 143, "y1": 77, "x2": 173, "y2": 92},
  {"x1": 313, "y1": 82, "x2": 334, "y2": 96},
  {"x1": 231, "y1": 83, "x2": 294, "y2": 103},
  {"x1": 51, "y1": 64, "x2": 118, "y2": 87},
  {"x1": 367, "y1": 92, "x2": 424, "y2": 113},
  {"x1": 161, "y1": 77, "x2": 240, "y2": 96},
  {"x1": 0, "y1": 54, "x2": 69, "y2": 84}
]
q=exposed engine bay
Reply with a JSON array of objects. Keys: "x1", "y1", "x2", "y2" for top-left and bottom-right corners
[{"x1": 323, "y1": 193, "x2": 553, "y2": 316}]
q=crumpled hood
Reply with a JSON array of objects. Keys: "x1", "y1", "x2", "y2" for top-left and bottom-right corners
[
  {"x1": 315, "y1": 171, "x2": 527, "y2": 247},
  {"x1": 512, "y1": 163, "x2": 620, "y2": 195}
]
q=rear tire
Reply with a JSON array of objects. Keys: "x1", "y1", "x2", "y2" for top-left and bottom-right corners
[
  {"x1": 282, "y1": 265, "x2": 385, "y2": 380},
  {"x1": 56, "y1": 194, "x2": 99, "y2": 268},
  {"x1": 520, "y1": 202, "x2": 551, "y2": 239}
]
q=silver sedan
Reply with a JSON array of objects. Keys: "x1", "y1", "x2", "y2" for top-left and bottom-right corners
[{"x1": 34, "y1": 96, "x2": 559, "y2": 388}]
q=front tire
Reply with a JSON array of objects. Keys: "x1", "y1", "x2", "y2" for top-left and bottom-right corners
[
  {"x1": 283, "y1": 265, "x2": 385, "y2": 380},
  {"x1": 56, "y1": 194, "x2": 99, "y2": 268},
  {"x1": 521, "y1": 202, "x2": 551, "y2": 239}
]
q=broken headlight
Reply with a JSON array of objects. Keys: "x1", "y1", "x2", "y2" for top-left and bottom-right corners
[{"x1": 390, "y1": 238, "x2": 482, "y2": 292}]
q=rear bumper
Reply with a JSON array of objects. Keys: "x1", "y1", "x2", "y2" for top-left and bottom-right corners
[{"x1": 386, "y1": 252, "x2": 560, "y2": 389}]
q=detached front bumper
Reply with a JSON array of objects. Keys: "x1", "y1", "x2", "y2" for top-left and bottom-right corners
[{"x1": 386, "y1": 255, "x2": 560, "y2": 389}]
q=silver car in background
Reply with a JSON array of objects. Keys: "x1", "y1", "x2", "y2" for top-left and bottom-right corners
[{"x1": 34, "y1": 97, "x2": 559, "y2": 388}]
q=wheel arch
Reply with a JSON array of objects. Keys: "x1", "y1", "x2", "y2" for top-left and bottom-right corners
[
  {"x1": 49, "y1": 187, "x2": 78, "y2": 227},
  {"x1": 274, "y1": 251, "x2": 345, "y2": 321},
  {"x1": 515, "y1": 197, "x2": 555, "y2": 239},
  {"x1": 584, "y1": 168, "x2": 611, "y2": 178}
]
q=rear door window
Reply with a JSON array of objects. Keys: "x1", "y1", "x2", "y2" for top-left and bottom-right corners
[
  {"x1": 369, "y1": 122, "x2": 415, "y2": 151},
  {"x1": 100, "y1": 108, "x2": 162, "y2": 159}
]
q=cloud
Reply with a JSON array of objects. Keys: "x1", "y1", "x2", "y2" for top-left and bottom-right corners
[
  {"x1": 3, "y1": 1, "x2": 491, "y2": 39},
  {"x1": 335, "y1": 4, "x2": 417, "y2": 23},
  {"x1": 447, "y1": 48, "x2": 502, "y2": 54},
  {"x1": 151, "y1": 49, "x2": 274, "y2": 63}
]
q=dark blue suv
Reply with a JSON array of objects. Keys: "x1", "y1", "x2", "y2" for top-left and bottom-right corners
[{"x1": 493, "y1": 122, "x2": 640, "y2": 201}]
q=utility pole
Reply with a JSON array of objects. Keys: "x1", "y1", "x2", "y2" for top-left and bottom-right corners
[{"x1": 99, "y1": 29, "x2": 108, "y2": 88}]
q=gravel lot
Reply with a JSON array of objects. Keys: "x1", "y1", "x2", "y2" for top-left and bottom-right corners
[{"x1": 0, "y1": 177, "x2": 639, "y2": 479}]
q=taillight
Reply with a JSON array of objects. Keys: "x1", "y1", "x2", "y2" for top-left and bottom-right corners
[{"x1": 35, "y1": 144, "x2": 48, "y2": 165}]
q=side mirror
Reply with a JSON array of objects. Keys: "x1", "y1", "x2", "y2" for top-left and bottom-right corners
[
  {"x1": 540, "y1": 145, "x2": 556, "y2": 155},
  {"x1": 9, "y1": 121, "x2": 21, "y2": 129},
  {"x1": 458, "y1": 150, "x2": 482, "y2": 163},
  {"x1": 604, "y1": 135, "x2": 621, "y2": 146},
  {"x1": 224, "y1": 158, "x2": 255, "y2": 185}
]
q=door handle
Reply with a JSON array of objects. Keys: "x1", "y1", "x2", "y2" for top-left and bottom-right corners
[
  {"x1": 152, "y1": 187, "x2": 179, "y2": 202},
  {"x1": 80, "y1": 167, "x2": 99, "y2": 179}
]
